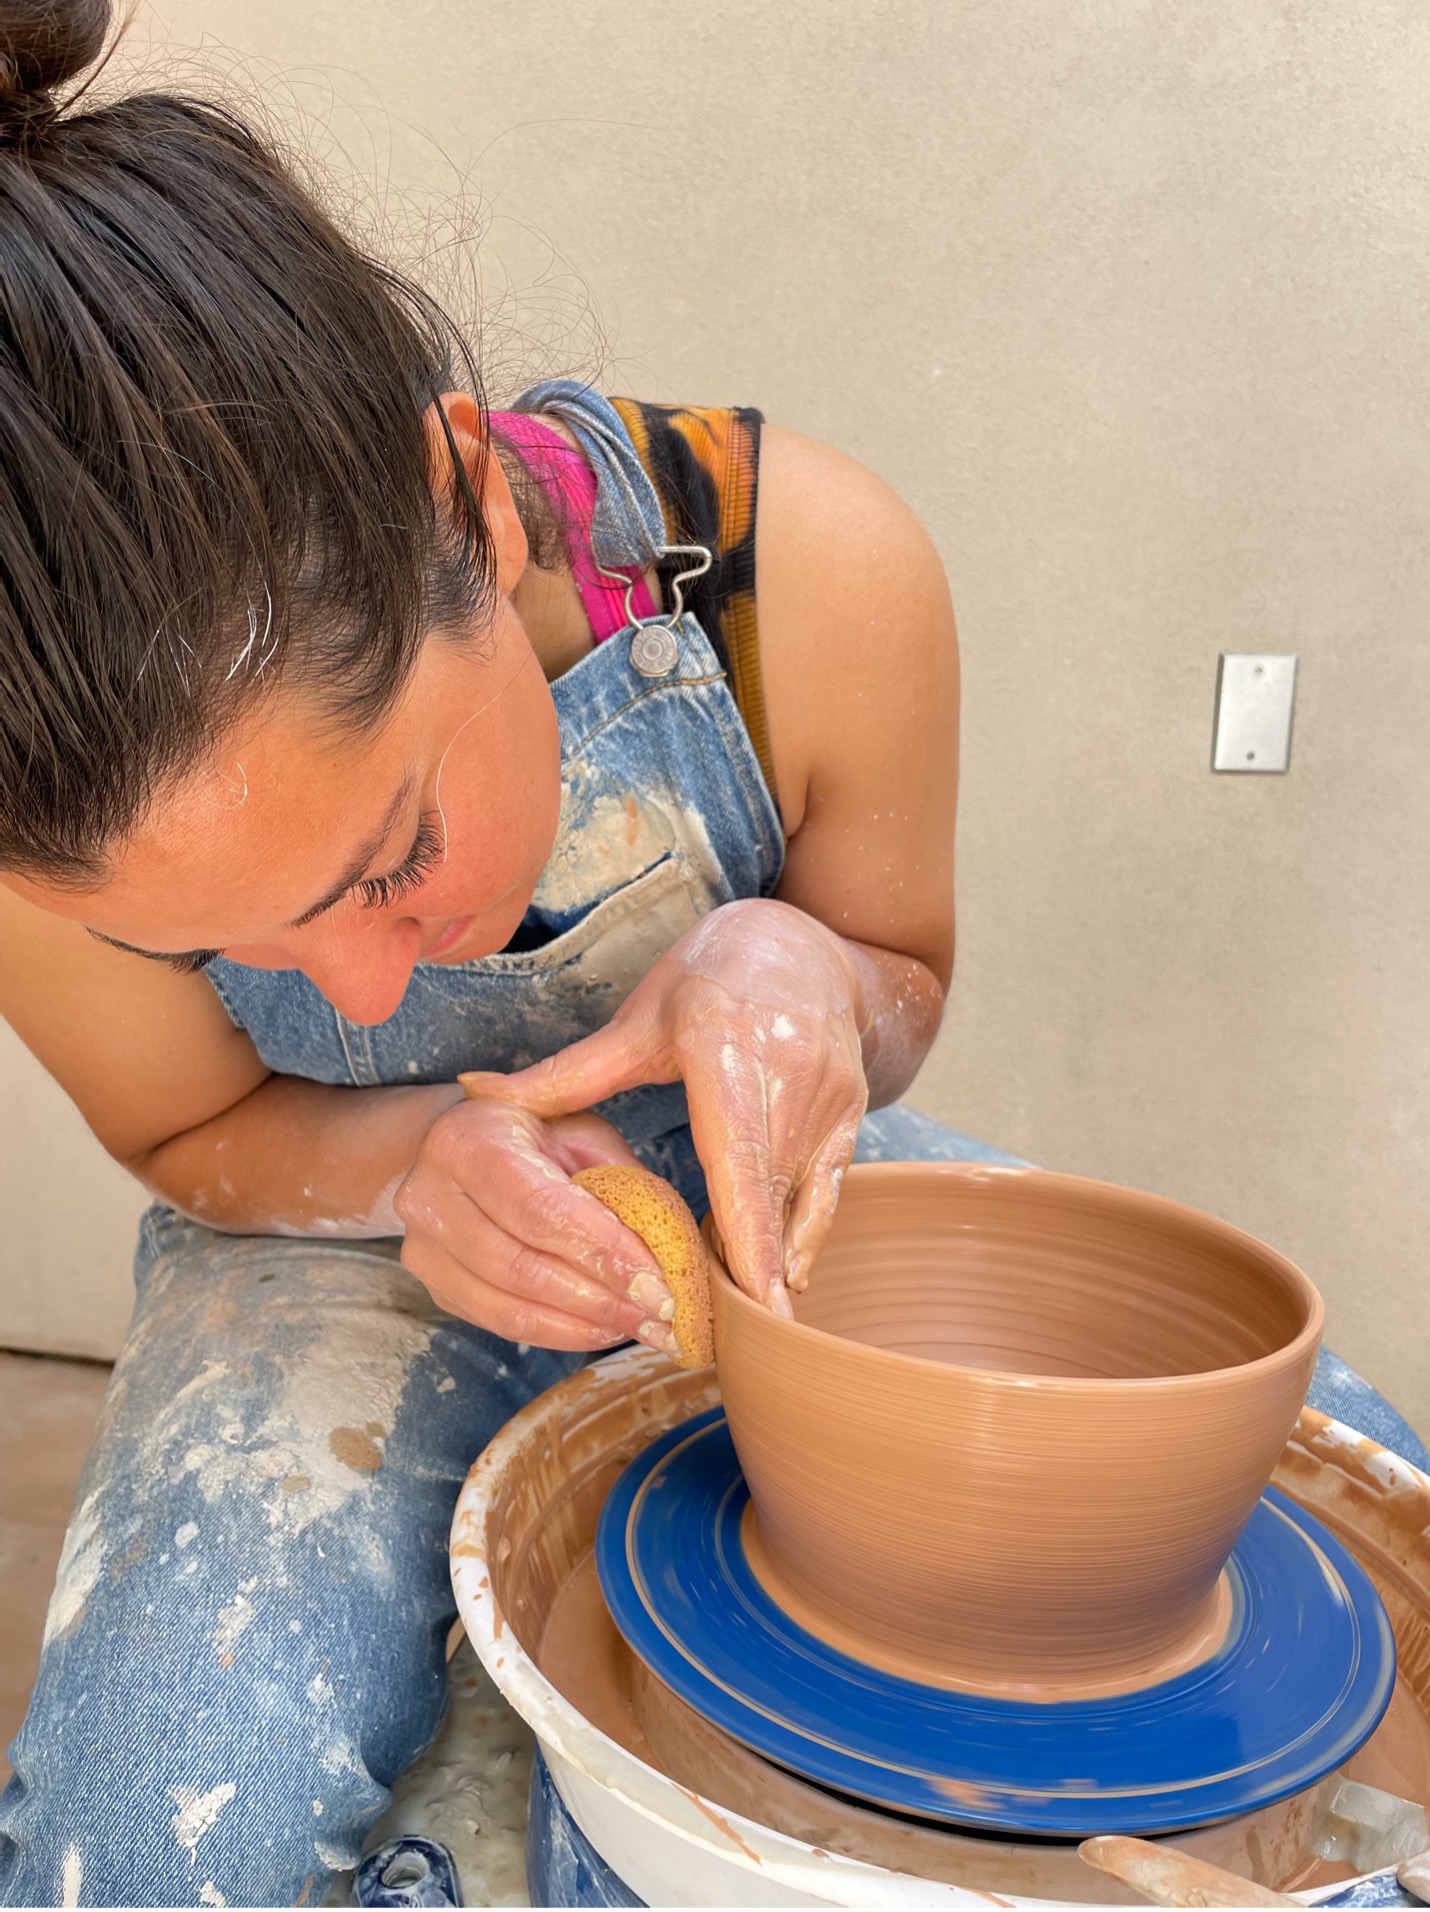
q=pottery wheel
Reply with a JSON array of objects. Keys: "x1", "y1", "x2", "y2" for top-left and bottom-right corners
[{"x1": 595, "y1": 1406, "x2": 1398, "y2": 1837}]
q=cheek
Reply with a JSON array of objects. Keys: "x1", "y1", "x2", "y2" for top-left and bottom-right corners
[
  {"x1": 524, "y1": 702, "x2": 565, "y2": 859},
  {"x1": 218, "y1": 944, "x2": 302, "y2": 971},
  {"x1": 440, "y1": 686, "x2": 563, "y2": 902}
]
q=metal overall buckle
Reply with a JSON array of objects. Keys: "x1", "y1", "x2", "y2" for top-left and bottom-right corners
[{"x1": 597, "y1": 543, "x2": 713, "y2": 679}]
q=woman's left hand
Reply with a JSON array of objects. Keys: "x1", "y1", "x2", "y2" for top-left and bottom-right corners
[{"x1": 460, "y1": 899, "x2": 868, "y2": 1315}]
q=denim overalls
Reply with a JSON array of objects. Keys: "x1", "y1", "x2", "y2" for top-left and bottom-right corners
[{"x1": 0, "y1": 388, "x2": 1414, "y2": 1909}]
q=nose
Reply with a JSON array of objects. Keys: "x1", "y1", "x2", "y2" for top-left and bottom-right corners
[{"x1": 295, "y1": 914, "x2": 424, "y2": 1026}]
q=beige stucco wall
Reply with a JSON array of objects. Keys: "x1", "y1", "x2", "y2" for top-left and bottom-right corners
[
  {"x1": 0, "y1": 1024, "x2": 147, "y2": 1361},
  {"x1": 4, "y1": 2, "x2": 1428, "y2": 1429}
]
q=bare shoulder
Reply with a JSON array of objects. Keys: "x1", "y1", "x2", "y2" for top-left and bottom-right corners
[
  {"x1": 754, "y1": 423, "x2": 958, "y2": 830},
  {"x1": 757, "y1": 423, "x2": 944, "y2": 558},
  {"x1": 0, "y1": 880, "x2": 267, "y2": 1164},
  {"x1": 753, "y1": 425, "x2": 959, "y2": 982}
]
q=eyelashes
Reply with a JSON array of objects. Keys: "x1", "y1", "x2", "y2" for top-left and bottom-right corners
[
  {"x1": 160, "y1": 949, "x2": 221, "y2": 974},
  {"x1": 356, "y1": 812, "x2": 446, "y2": 911},
  {"x1": 86, "y1": 929, "x2": 221, "y2": 974}
]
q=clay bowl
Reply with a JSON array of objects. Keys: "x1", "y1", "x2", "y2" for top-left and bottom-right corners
[{"x1": 708, "y1": 1162, "x2": 1323, "y2": 1699}]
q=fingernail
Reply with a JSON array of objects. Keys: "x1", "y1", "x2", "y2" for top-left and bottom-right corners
[
  {"x1": 627, "y1": 1273, "x2": 674, "y2": 1319},
  {"x1": 768, "y1": 1281, "x2": 795, "y2": 1320},
  {"x1": 636, "y1": 1321, "x2": 679, "y2": 1355}
]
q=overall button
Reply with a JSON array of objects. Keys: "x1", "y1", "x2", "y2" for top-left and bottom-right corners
[{"x1": 630, "y1": 621, "x2": 680, "y2": 678}]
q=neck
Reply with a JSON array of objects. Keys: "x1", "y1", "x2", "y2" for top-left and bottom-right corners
[{"x1": 510, "y1": 559, "x2": 594, "y2": 681}]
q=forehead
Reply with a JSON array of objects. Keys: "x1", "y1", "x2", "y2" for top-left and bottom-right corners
[
  {"x1": 5, "y1": 622, "x2": 535, "y2": 945},
  {"x1": 147, "y1": 702, "x2": 406, "y2": 912},
  {"x1": 13, "y1": 681, "x2": 419, "y2": 944}
]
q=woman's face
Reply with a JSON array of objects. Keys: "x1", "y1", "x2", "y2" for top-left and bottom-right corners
[{"x1": 2, "y1": 405, "x2": 566, "y2": 1026}]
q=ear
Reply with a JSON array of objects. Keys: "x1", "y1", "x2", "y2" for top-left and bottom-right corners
[{"x1": 423, "y1": 391, "x2": 528, "y2": 596}]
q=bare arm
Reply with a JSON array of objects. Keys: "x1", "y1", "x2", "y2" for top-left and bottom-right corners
[
  {"x1": 0, "y1": 883, "x2": 454, "y2": 1235},
  {"x1": 0, "y1": 884, "x2": 659, "y2": 1344},
  {"x1": 136, "y1": 1073, "x2": 461, "y2": 1236},
  {"x1": 758, "y1": 422, "x2": 958, "y2": 1104}
]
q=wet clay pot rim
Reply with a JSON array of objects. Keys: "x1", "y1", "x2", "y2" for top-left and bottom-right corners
[{"x1": 705, "y1": 1161, "x2": 1324, "y2": 1390}]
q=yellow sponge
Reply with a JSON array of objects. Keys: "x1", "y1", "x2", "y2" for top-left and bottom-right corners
[{"x1": 573, "y1": 1163, "x2": 714, "y2": 1369}]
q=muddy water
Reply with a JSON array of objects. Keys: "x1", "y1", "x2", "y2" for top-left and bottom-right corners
[
  {"x1": 538, "y1": 1547, "x2": 656, "y2": 1767},
  {"x1": 711, "y1": 1163, "x2": 1322, "y2": 1697}
]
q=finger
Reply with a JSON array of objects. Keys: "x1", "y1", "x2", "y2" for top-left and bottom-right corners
[
  {"x1": 680, "y1": 1027, "x2": 790, "y2": 1315},
  {"x1": 402, "y1": 1237, "x2": 637, "y2": 1351},
  {"x1": 784, "y1": 1103, "x2": 864, "y2": 1293},
  {"x1": 512, "y1": 1116, "x2": 680, "y2": 1323},
  {"x1": 431, "y1": 1105, "x2": 666, "y2": 1304},
  {"x1": 458, "y1": 1007, "x2": 671, "y2": 1121},
  {"x1": 542, "y1": 1111, "x2": 647, "y2": 1174},
  {"x1": 484, "y1": 1159, "x2": 670, "y2": 1313},
  {"x1": 402, "y1": 1170, "x2": 652, "y2": 1338},
  {"x1": 691, "y1": 1114, "x2": 793, "y2": 1319}
]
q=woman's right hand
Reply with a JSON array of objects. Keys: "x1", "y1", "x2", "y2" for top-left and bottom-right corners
[{"x1": 394, "y1": 1096, "x2": 678, "y2": 1352}]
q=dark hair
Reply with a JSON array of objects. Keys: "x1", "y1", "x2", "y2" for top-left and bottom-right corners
[{"x1": 0, "y1": 0, "x2": 503, "y2": 884}]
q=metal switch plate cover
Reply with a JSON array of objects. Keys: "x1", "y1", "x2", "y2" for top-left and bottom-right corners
[{"x1": 1212, "y1": 654, "x2": 1298, "y2": 773}]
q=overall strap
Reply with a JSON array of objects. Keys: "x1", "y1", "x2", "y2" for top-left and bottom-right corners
[
  {"x1": 509, "y1": 380, "x2": 775, "y2": 798},
  {"x1": 490, "y1": 410, "x2": 657, "y2": 641},
  {"x1": 609, "y1": 397, "x2": 770, "y2": 793},
  {"x1": 508, "y1": 378, "x2": 666, "y2": 572}
]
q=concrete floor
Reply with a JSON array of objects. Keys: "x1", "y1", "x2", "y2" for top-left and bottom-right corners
[{"x1": 0, "y1": 1350, "x2": 110, "y2": 1788}]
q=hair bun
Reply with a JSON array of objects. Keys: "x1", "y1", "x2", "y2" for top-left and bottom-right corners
[{"x1": 0, "y1": 0, "x2": 110, "y2": 126}]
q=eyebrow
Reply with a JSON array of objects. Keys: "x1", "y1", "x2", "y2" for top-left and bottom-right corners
[{"x1": 83, "y1": 772, "x2": 419, "y2": 965}]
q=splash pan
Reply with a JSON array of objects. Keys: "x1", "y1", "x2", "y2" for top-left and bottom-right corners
[{"x1": 452, "y1": 1349, "x2": 1430, "y2": 1907}]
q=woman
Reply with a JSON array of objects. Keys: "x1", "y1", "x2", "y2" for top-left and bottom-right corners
[
  {"x1": 0, "y1": 1, "x2": 1009, "y2": 1899},
  {"x1": 0, "y1": 3, "x2": 1411, "y2": 1905}
]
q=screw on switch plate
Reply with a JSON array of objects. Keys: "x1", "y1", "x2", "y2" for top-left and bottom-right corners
[{"x1": 1212, "y1": 654, "x2": 1297, "y2": 773}]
